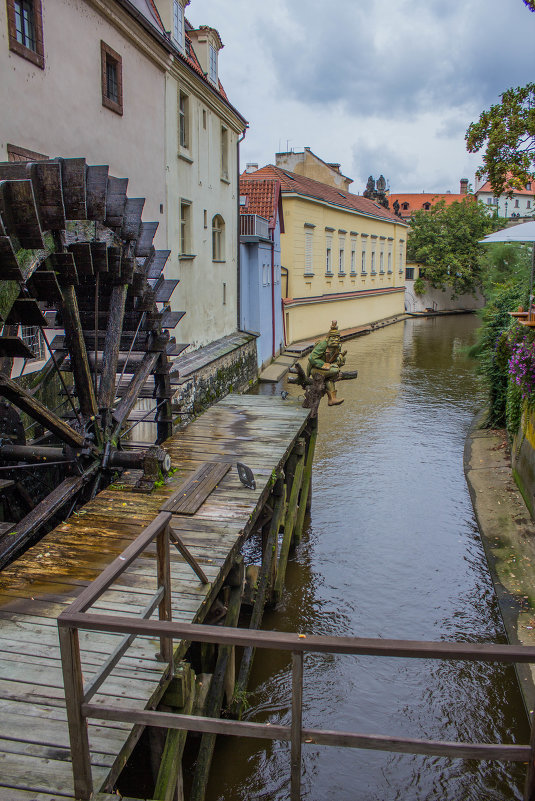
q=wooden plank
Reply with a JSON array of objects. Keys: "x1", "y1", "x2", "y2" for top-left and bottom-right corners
[
  {"x1": 154, "y1": 279, "x2": 179, "y2": 303},
  {"x1": 121, "y1": 198, "x2": 144, "y2": 241},
  {"x1": 86, "y1": 165, "x2": 109, "y2": 221},
  {"x1": 28, "y1": 161, "x2": 65, "y2": 231},
  {"x1": 0, "y1": 179, "x2": 44, "y2": 248},
  {"x1": 147, "y1": 249, "x2": 170, "y2": 279},
  {"x1": 59, "y1": 158, "x2": 87, "y2": 220},
  {"x1": 68, "y1": 243, "x2": 93, "y2": 277},
  {"x1": 0, "y1": 235, "x2": 22, "y2": 280},
  {"x1": 27, "y1": 270, "x2": 62, "y2": 304},
  {"x1": 5, "y1": 298, "x2": 48, "y2": 327},
  {"x1": 135, "y1": 222, "x2": 158, "y2": 257},
  {"x1": 90, "y1": 241, "x2": 108, "y2": 273},
  {"x1": 104, "y1": 176, "x2": 128, "y2": 229},
  {"x1": 0, "y1": 337, "x2": 35, "y2": 359},
  {"x1": 160, "y1": 463, "x2": 231, "y2": 515},
  {"x1": 50, "y1": 253, "x2": 78, "y2": 285}
]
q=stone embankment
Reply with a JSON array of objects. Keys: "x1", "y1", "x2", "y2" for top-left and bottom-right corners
[{"x1": 465, "y1": 417, "x2": 535, "y2": 713}]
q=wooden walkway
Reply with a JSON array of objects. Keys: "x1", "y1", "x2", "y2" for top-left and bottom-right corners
[{"x1": 0, "y1": 394, "x2": 309, "y2": 800}]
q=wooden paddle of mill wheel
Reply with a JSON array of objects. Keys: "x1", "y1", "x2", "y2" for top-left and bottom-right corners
[{"x1": 0, "y1": 157, "x2": 186, "y2": 569}]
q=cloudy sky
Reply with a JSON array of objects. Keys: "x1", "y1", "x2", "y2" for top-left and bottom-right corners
[{"x1": 188, "y1": 0, "x2": 533, "y2": 194}]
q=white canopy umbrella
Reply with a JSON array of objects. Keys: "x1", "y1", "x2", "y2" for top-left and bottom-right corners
[{"x1": 480, "y1": 221, "x2": 535, "y2": 318}]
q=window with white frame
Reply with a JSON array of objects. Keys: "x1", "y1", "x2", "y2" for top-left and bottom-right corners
[
  {"x1": 387, "y1": 240, "x2": 393, "y2": 273},
  {"x1": 350, "y1": 238, "x2": 357, "y2": 274},
  {"x1": 179, "y1": 91, "x2": 189, "y2": 149},
  {"x1": 212, "y1": 214, "x2": 225, "y2": 261},
  {"x1": 379, "y1": 240, "x2": 385, "y2": 273},
  {"x1": 361, "y1": 235, "x2": 368, "y2": 274},
  {"x1": 180, "y1": 201, "x2": 192, "y2": 255},
  {"x1": 370, "y1": 237, "x2": 377, "y2": 274},
  {"x1": 399, "y1": 240, "x2": 405, "y2": 273},
  {"x1": 209, "y1": 43, "x2": 218, "y2": 84},
  {"x1": 173, "y1": 0, "x2": 185, "y2": 52},
  {"x1": 305, "y1": 230, "x2": 314, "y2": 275},
  {"x1": 220, "y1": 126, "x2": 229, "y2": 180},
  {"x1": 338, "y1": 235, "x2": 345, "y2": 274},
  {"x1": 262, "y1": 264, "x2": 270, "y2": 286},
  {"x1": 325, "y1": 234, "x2": 333, "y2": 274}
]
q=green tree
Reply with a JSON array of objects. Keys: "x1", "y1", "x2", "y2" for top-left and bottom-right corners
[
  {"x1": 466, "y1": 1, "x2": 535, "y2": 194},
  {"x1": 406, "y1": 198, "x2": 498, "y2": 296}
]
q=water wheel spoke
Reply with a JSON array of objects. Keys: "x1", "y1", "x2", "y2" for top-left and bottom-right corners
[
  {"x1": 98, "y1": 283, "x2": 128, "y2": 416},
  {"x1": 0, "y1": 372, "x2": 86, "y2": 449},
  {"x1": 112, "y1": 351, "x2": 160, "y2": 439}
]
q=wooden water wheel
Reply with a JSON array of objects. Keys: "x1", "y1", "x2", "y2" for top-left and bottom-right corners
[{"x1": 0, "y1": 157, "x2": 186, "y2": 569}]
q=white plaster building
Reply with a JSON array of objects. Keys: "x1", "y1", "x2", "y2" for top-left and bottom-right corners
[{"x1": 475, "y1": 175, "x2": 535, "y2": 221}]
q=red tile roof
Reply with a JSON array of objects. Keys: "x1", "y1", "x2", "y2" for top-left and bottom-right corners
[
  {"x1": 388, "y1": 192, "x2": 469, "y2": 218},
  {"x1": 244, "y1": 166, "x2": 406, "y2": 225},
  {"x1": 476, "y1": 175, "x2": 534, "y2": 196},
  {"x1": 240, "y1": 178, "x2": 284, "y2": 230}
]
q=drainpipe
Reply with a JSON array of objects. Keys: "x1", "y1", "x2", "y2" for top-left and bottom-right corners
[
  {"x1": 271, "y1": 229, "x2": 276, "y2": 358},
  {"x1": 236, "y1": 127, "x2": 248, "y2": 332}
]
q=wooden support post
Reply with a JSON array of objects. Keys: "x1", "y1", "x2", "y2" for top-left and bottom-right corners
[
  {"x1": 157, "y1": 523, "x2": 173, "y2": 670},
  {"x1": 293, "y1": 425, "x2": 318, "y2": 546},
  {"x1": 231, "y1": 481, "x2": 286, "y2": 718},
  {"x1": 154, "y1": 664, "x2": 196, "y2": 801},
  {"x1": 291, "y1": 651, "x2": 304, "y2": 801},
  {"x1": 274, "y1": 440, "x2": 305, "y2": 603},
  {"x1": 58, "y1": 624, "x2": 93, "y2": 801},
  {"x1": 523, "y1": 711, "x2": 535, "y2": 800},
  {"x1": 189, "y1": 579, "x2": 243, "y2": 801},
  {"x1": 60, "y1": 283, "x2": 99, "y2": 420}
]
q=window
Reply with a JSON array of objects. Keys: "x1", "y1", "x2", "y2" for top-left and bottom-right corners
[
  {"x1": 209, "y1": 43, "x2": 218, "y2": 84},
  {"x1": 338, "y1": 235, "x2": 345, "y2": 274},
  {"x1": 388, "y1": 244, "x2": 393, "y2": 273},
  {"x1": 350, "y1": 238, "x2": 357, "y2": 275},
  {"x1": 21, "y1": 325, "x2": 45, "y2": 360},
  {"x1": 405, "y1": 267, "x2": 414, "y2": 280},
  {"x1": 361, "y1": 236, "x2": 368, "y2": 274},
  {"x1": 212, "y1": 214, "x2": 225, "y2": 261},
  {"x1": 423, "y1": 202, "x2": 431, "y2": 210},
  {"x1": 370, "y1": 238, "x2": 377, "y2": 274},
  {"x1": 180, "y1": 201, "x2": 191, "y2": 255},
  {"x1": 262, "y1": 264, "x2": 270, "y2": 287},
  {"x1": 527, "y1": 182, "x2": 532, "y2": 191},
  {"x1": 173, "y1": 0, "x2": 184, "y2": 51},
  {"x1": 305, "y1": 231, "x2": 314, "y2": 275},
  {"x1": 203, "y1": 109, "x2": 207, "y2": 129},
  {"x1": 528, "y1": 201, "x2": 532, "y2": 209},
  {"x1": 325, "y1": 235, "x2": 333, "y2": 274},
  {"x1": 7, "y1": 0, "x2": 44, "y2": 68},
  {"x1": 220, "y1": 126, "x2": 229, "y2": 180},
  {"x1": 179, "y1": 91, "x2": 189, "y2": 149},
  {"x1": 101, "y1": 41, "x2": 123, "y2": 115},
  {"x1": 399, "y1": 240, "x2": 405, "y2": 273},
  {"x1": 515, "y1": 199, "x2": 520, "y2": 208},
  {"x1": 402, "y1": 202, "x2": 409, "y2": 211},
  {"x1": 487, "y1": 198, "x2": 493, "y2": 205}
]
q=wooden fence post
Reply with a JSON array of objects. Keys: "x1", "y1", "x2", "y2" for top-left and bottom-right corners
[
  {"x1": 291, "y1": 650, "x2": 304, "y2": 801},
  {"x1": 58, "y1": 624, "x2": 93, "y2": 801},
  {"x1": 274, "y1": 439, "x2": 305, "y2": 602},
  {"x1": 157, "y1": 522, "x2": 173, "y2": 670},
  {"x1": 524, "y1": 711, "x2": 535, "y2": 800},
  {"x1": 293, "y1": 425, "x2": 318, "y2": 545}
]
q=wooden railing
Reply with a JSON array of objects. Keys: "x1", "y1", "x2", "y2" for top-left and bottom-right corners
[{"x1": 58, "y1": 513, "x2": 535, "y2": 801}]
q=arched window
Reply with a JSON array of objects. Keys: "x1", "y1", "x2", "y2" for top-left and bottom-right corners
[
  {"x1": 423, "y1": 202, "x2": 431, "y2": 210},
  {"x1": 212, "y1": 215, "x2": 225, "y2": 261},
  {"x1": 402, "y1": 202, "x2": 409, "y2": 210}
]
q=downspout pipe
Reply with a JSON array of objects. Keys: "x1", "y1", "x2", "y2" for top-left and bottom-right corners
[
  {"x1": 236, "y1": 127, "x2": 248, "y2": 332},
  {"x1": 271, "y1": 228, "x2": 276, "y2": 358}
]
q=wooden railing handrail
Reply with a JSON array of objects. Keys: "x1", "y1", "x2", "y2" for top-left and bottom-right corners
[{"x1": 58, "y1": 610, "x2": 535, "y2": 663}]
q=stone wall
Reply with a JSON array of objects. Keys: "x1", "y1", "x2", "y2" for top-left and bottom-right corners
[{"x1": 171, "y1": 333, "x2": 258, "y2": 424}]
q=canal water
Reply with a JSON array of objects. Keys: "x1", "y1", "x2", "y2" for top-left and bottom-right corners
[{"x1": 206, "y1": 315, "x2": 530, "y2": 801}]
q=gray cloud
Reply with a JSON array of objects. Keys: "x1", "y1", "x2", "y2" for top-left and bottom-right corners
[{"x1": 260, "y1": 0, "x2": 534, "y2": 119}]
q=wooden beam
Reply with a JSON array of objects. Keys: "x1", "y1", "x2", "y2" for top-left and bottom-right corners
[
  {"x1": 293, "y1": 426, "x2": 317, "y2": 545},
  {"x1": 59, "y1": 284, "x2": 99, "y2": 420},
  {"x1": 111, "y1": 350, "x2": 160, "y2": 436},
  {"x1": 274, "y1": 440, "x2": 305, "y2": 602},
  {"x1": 153, "y1": 664, "x2": 195, "y2": 801},
  {"x1": 98, "y1": 283, "x2": 128, "y2": 413}
]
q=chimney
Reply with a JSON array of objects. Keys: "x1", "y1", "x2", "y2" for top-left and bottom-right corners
[
  {"x1": 246, "y1": 163, "x2": 258, "y2": 174},
  {"x1": 460, "y1": 178, "x2": 468, "y2": 195}
]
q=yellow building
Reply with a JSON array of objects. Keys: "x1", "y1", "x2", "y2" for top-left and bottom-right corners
[{"x1": 246, "y1": 162, "x2": 409, "y2": 343}]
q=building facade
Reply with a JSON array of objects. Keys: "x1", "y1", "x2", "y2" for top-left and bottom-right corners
[
  {"x1": 245, "y1": 163, "x2": 409, "y2": 344},
  {"x1": 239, "y1": 177, "x2": 284, "y2": 369},
  {"x1": 475, "y1": 176, "x2": 535, "y2": 221},
  {"x1": 0, "y1": 0, "x2": 247, "y2": 354},
  {"x1": 388, "y1": 179, "x2": 470, "y2": 222}
]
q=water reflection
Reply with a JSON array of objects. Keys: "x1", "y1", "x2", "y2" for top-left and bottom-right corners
[{"x1": 206, "y1": 316, "x2": 529, "y2": 801}]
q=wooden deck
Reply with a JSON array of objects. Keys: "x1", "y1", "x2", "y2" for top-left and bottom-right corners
[{"x1": 0, "y1": 394, "x2": 309, "y2": 800}]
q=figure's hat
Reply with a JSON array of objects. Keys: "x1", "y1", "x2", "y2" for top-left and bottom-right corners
[{"x1": 327, "y1": 319, "x2": 341, "y2": 346}]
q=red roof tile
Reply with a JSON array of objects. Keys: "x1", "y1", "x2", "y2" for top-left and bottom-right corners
[
  {"x1": 245, "y1": 166, "x2": 406, "y2": 225},
  {"x1": 239, "y1": 178, "x2": 278, "y2": 221},
  {"x1": 476, "y1": 174, "x2": 534, "y2": 196},
  {"x1": 388, "y1": 192, "x2": 469, "y2": 218}
]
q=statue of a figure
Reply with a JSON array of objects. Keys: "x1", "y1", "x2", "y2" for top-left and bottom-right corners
[
  {"x1": 376, "y1": 174, "x2": 386, "y2": 193},
  {"x1": 393, "y1": 199, "x2": 400, "y2": 216},
  {"x1": 363, "y1": 176, "x2": 375, "y2": 198},
  {"x1": 307, "y1": 320, "x2": 347, "y2": 405}
]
